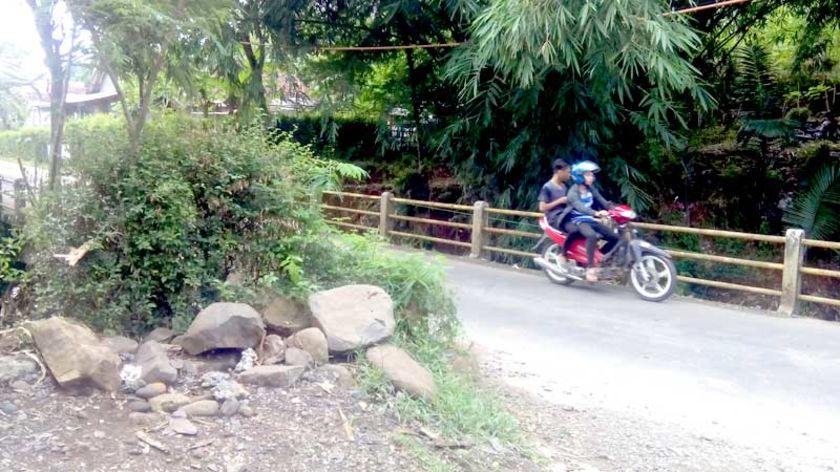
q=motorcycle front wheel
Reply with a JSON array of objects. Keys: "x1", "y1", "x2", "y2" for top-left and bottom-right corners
[
  {"x1": 542, "y1": 243, "x2": 575, "y2": 286},
  {"x1": 630, "y1": 253, "x2": 676, "y2": 302}
]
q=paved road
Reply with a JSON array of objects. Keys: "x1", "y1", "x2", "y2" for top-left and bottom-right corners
[{"x1": 447, "y1": 257, "x2": 840, "y2": 469}]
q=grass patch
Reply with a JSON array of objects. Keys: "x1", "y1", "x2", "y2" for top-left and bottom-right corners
[
  {"x1": 392, "y1": 434, "x2": 455, "y2": 472},
  {"x1": 357, "y1": 329, "x2": 521, "y2": 444}
]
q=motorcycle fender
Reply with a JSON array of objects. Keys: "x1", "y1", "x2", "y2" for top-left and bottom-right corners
[{"x1": 628, "y1": 240, "x2": 670, "y2": 262}]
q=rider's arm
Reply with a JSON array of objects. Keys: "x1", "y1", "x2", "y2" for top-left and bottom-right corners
[
  {"x1": 567, "y1": 186, "x2": 597, "y2": 216},
  {"x1": 538, "y1": 196, "x2": 568, "y2": 212},
  {"x1": 592, "y1": 187, "x2": 615, "y2": 210}
]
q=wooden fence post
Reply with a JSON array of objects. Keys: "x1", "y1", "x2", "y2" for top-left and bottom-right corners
[
  {"x1": 470, "y1": 201, "x2": 488, "y2": 259},
  {"x1": 379, "y1": 192, "x2": 394, "y2": 239},
  {"x1": 779, "y1": 228, "x2": 805, "y2": 316}
]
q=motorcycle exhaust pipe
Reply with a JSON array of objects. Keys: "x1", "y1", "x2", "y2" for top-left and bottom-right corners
[
  {"x1": 534, "y1": 257, "x2": 583, "y2": 281},
  {"x1": 534, "y1": 257, "x2": 563, "y2": 276}
]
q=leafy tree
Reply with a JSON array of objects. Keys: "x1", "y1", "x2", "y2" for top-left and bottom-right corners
[
  {"x1": 69, "y1": 0, "x2": 227, "y2": 160},
  {"x1": 440, "y1": 0, "x2": 712, "y2": 208}
]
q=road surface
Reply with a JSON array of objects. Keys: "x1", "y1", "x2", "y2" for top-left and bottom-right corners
[{"x1": 447, "y1": 257, "x2": 840, "y2": 470}]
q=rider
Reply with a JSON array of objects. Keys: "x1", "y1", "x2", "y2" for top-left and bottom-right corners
[
  {"x1": 538, "y1": 158, "x2": 572, "y2": 230},
  {"x1": 558, "y1": 160, "x2": 619, "y2": 282}
]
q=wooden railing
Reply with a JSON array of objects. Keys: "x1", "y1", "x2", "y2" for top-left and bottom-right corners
[{"x1": 322, "y1": 191, "x2": 840, "y2": 316}]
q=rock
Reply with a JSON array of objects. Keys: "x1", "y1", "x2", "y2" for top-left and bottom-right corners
[
  {"x1": 10, "y1": 380, "x2": 31, "y2": 392},
  {"x1": 366, "y1": 344, "x2": 437, "y2": 400},
  {"x1": 144, "y1": 327, "x2": 176, "y2": 344},
  {"x1": 220, "y1": 398, "x2": 240, "y2": 417},
  {"x1": 179, "y1": 303, "x2": 266, "y2": 356},
  {"x1": 180, "y1": 400, "x2": 219, "y2": 417},
  {"x1": 128, "y1": 412, "x2": 160, "y2": 427},
  {"x1": 135, "y1": 341, "x2": 177, "y2": 385},
  {"x1": 238, "y1": 365, "x2": 304, "y2": 388},
  {"x1": 188, "y1": 352, "x2": 240, "y2": 374},
  {"x1": 0, "y1": 401, "x2": 17, "y2": 415},
  {"x1": 317, "y1": 364, "x2": 354, "y2": 388},
  {"x1": 308, "y1": 285, "x2": 395, "y2": 353},
  {"x1": 284, "y1": 347, "x2": 313, "y2": 368},
  {"x1": 286, "y1": 328, "x2": 328, "y2": 364},
  {"x1": 238, "y1": 405, "x2": 255, "y2": 418},
  {"x1": 102, "y1": 336, "x2": 139, "y2": 355},
  {"x1": 258, "y1": 335, "x2": 285, "y2": 365},
  {"x1": 135, "y1": 382, "x2": 167, "y2": 399},
  {"x1": 171, "y1": 409, "x2": 187, "y2": 419},
  {"x1": 450, "y1": 351, "x2": 481, "y2": 382},
  {"x1": 149, "y1": 393, "x2": 191, "y2": 413},
  {"x1": 128, "y1": 400, "x2": 152, "y2": 413},
  {"x1": 200, "y1": 372, "x2": 249, "y2": 401},
  {"x1": 234, "y1": 348, "x2": 257, "y2": 373},
  {"x1": 170, "y1": 417, "x2": 198, "y2": 436},
  {"x1": 0, "y1": 355, "x2": 38, "y2": 384},
  {"x1": 26, "y1": 317, "x2": 121, "y2": 392},
  {"x1": 261, "y1": 295, "x2": 312, "y2": 333}
]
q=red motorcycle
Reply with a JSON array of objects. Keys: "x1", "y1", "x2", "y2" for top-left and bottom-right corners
[{"x1": 533, "y1": 205, "x2": 677, "y2": 302}]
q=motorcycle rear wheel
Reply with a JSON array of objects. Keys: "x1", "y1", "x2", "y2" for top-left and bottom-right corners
[{"x1": 542, "y1": 243, "x2": 575, "y2": 286}]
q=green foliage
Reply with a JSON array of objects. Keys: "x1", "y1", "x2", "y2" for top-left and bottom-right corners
[
  {"x1": 441, "y1": 0, "x2": 712, "y2": 209},
  {"x1": 784, "y1": 164, "x2": 840, "y2": 239},
  {"x1": 0, "y1": 127, "x2": 51, "y2": 165},
  {"x1": 357, "y1": 329, "x2": 520, "y2": 442},
  {"x1": 20, "y1": 114, "x2": 364, "y2": 334}
]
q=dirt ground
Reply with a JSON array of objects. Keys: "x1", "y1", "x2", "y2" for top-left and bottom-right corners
[{"x1": 0, "y1": 353, "x2": 547, "y2": 472}]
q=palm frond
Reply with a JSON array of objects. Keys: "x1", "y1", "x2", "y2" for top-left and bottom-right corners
[{"x1": 783, "y1": 164, "x2": 840, "y2": 240}]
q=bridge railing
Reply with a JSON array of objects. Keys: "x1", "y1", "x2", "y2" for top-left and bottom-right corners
[{"x1": 322, "y1": 191, "x2": 840, "y2": 316}]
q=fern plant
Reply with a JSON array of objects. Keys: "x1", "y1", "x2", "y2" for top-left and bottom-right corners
[{"x1": 783, "y1": 164, "x2": 840, "y2": 240}]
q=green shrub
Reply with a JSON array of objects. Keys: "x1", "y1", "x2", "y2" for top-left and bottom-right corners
[
  {"x1": 0, "y1": 127, "x2": 50, "y2": 166},
  {"x1": 20, "y1": 114, "x2": 366, "y2": 335}
]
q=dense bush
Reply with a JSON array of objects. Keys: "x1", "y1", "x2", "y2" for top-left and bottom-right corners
[
  {"x1": 19, "y1": 115, "x2": 357, "y2": 334},
  {"x1": 13, "y1": 113, "x2": 459, "y2": 339},
  {"x1": 0, "y1": 127, "x2": 50, "y2": 165}
]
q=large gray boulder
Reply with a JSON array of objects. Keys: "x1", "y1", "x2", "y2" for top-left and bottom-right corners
[
  {"x1": 102, "y1": 336, "x2": 139, "y2": 356},
  {"x1": 366, "y1": 344, "x2": 437, "y2": 400},
  {"x1": 179, "y1": 303, "x2": 266, "y2": 355},
  {"x1": 26, "y1": 317, "x2": 121, "y2": 392},
  {"x1": 286, "y1": 328, "x2": 328, "y2": 364},
  {"x1": 308, "y1": 285, "x2": 395, "y2": 353},
  {"x1": 261, "y1": 295, "x2": 312, "y2": 334},
  {"x1": 135, "y1": 341, "x2": 177, "y2": 385}
]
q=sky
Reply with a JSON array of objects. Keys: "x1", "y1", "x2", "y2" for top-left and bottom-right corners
[{"x1": 1, "y1": 1, "x2": 50, "y2": 81}]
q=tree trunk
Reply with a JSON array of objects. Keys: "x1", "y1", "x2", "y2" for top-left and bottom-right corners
[
  {"x1": 28, "y1": 0, "x2": 73, "y2": 192},
  {"x1": 404, "y1": 49, "x2": 424, "y2": 172}
]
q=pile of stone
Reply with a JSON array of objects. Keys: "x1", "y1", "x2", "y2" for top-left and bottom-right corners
[{"x1": 2, "y1": 284, "x2": 438, "y2": 436}]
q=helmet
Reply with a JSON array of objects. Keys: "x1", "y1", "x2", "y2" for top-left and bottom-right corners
[{"x1": 571, "y1": 160, "x2": 600, "y2": 185}]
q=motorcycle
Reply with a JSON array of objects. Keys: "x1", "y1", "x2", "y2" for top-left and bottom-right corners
[{"x1": 532, "y1": 204, "x2": 677, "y2": 302}]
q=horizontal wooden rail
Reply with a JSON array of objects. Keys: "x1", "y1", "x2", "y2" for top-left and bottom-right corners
[
  {"x1": 322, "y1": 205, "x2": 379, "y2": 217},
  {"x1": 388, "y1": 230, "x2": 472, "y2": 248},
  {"x1": 799, "y1": 294, "x2": 840, "y2": 308},
  {"x1": 325, "y1": 220, "x2": 375, "y2": 231},
  {"x1": 677, "y1": 276, "x2": 782, "y2": 297},
  {"x1": 484, "y1": 226, "x2": 542, "y2": 239},
  {"x1": 323, "y1": 190, "x2": 380, "y2": 200},
  {"x1": 390, "y1": 214, "x2": 472, "y2": 230},
  {"x1": 803, "y1": 239, "x2": 840, "y2": 250},
  {"x1": 634, "y1": 222, "x2": 786, "y2": 244},
  {"x1": 801, "y1": 267, "x2": 840, "y2": 279},
  {"x1": 666, "y1": 249, "x2": 784, "y2": 271},
  {"x1": 391, "y1": 198, "x2": 473, "y2": 212},
  {"x1": 321, "y1": 191, "x2": 840, "y2": 316},
  {"x1": 485, "y1": 207, "x2": 542, "y2": 218}
]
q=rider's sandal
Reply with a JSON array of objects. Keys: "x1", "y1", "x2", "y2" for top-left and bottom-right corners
[{"x1": 585, "y1": 268, "x2": 598, "y2": 282}]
